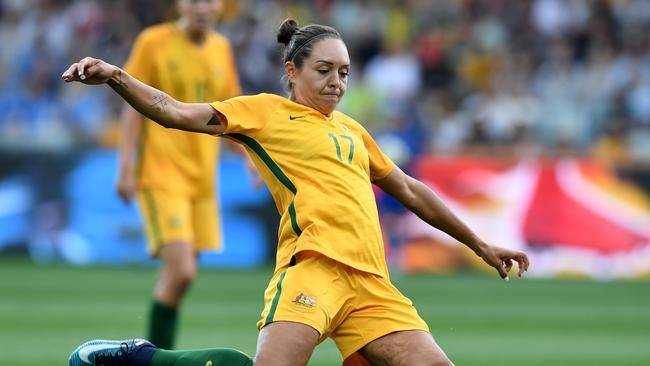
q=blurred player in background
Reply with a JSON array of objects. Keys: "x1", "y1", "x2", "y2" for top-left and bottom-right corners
[
  {"x1": 64, "y1": 18, "x2": 529, "y2": 366},
  {"x1": 116, "y1": 0, "x2": 242, "y2": 349}
]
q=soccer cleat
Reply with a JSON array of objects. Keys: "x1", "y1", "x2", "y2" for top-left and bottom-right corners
[{"x1": 68, "y1": 339, "x2": 155, "y2": 366}]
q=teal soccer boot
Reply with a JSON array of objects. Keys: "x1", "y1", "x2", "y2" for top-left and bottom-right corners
[{"x1": 69, "y1": 339, "x2": 155, "y2": 366}]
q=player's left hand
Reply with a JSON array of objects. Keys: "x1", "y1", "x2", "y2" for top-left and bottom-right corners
[{"x1": 476, "y1": 244, "x2": 529, "y2": 280}]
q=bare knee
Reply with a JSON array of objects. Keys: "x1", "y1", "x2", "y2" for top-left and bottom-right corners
[
  {"x1": 155, "y1": 266, "x2": 195, "y2": 305},
  {"x1": 156, "y1": 244, "x2": 197, "y2": 303},
  {"x1": 361, "y1": 330, "x2": 453, "y2": 366},
  {"x1": 171, "y1": 265, "x2": 196, "y2": 290},
  {"x1": 376, "y1": 350, "x2": 454, "y2": 366}
]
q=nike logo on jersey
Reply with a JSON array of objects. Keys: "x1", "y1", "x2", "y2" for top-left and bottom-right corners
[{"x1": 289, "y1": 115, "x2": 305, "y2": 120}]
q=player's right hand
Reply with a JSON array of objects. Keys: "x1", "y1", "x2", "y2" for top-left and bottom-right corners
[
  {"x1": 61, "y1": 57, "x2": 117, "y2": 85},
  {"x1": 245, "y1": 155, "x2": 264, "y2": 189},
  {"x1": 116, "y1": 169, "x2": 137, "y2": 204}
]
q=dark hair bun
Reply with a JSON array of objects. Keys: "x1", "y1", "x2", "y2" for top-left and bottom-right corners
[{"x1": 277, "y1": 18, "x2": 299, "y2": 46}]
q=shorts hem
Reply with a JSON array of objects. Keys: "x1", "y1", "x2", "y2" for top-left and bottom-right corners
[
  {"x1": 258, "y1": 318, "x2": 324, "y2": 338},
  {"x1": 147, "y1": 242, "x2": 220, "y2": 258}
]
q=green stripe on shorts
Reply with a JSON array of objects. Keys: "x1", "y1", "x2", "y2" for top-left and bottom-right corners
[
  {"x1": 265, "y1": 271, "x2": 287, "y2": 324},
  {"x1": 143, "y1": 189, "x2": 162, "y2": 245}
]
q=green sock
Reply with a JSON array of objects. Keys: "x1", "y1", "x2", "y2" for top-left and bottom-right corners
[
  {"x1": 151, "y1": 348, "x2": 253, "y2": 366},
  {"x1": 148, "y1": 301, "x2": 178, "y2": 349}
]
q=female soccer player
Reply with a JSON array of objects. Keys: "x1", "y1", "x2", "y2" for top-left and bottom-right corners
[
  {"x1": 65, "y1": 19, "x2": 529, "y2": 366},
  {"x1": 116, "y1": 0, "x2": 242, "y2": 350}
]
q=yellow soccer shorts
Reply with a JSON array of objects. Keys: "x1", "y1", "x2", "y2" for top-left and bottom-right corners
[
  {"x1": 258, "y1": 251, "x2": 429, "y2": 364},
  {"x1": 136, "y1": 188, "x2": 222, "y2": 256}
]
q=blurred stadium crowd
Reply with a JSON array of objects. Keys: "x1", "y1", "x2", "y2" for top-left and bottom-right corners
[
  {"x1": 2, "y1": 0, "x2": 650, "y2": 276},
  {"x1": 1, "y1": 0, "x2": 650, "y2": 167}
]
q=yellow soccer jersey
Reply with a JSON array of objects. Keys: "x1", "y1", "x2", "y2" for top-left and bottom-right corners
[
  {"x1": 210, "y1": 94, "x2": 394, "y2": 277},
  {"x1": 125, "y1": 22, "x2": 241, "y2": 194}
]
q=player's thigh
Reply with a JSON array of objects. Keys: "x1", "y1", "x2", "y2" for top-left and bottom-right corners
[
  {"x1": 333, "y1": 271, "x2": 430, "y2": 363},
  {"x1": 254, "y1": 321, "x2": 320, "y2": 366},
  {"x1": 190, "y1": 193, "x2": 221, "y2": 252},
  {"x1": 361, "y1": 330, "x2": 453, "y2": 366},
  {"x1": 137, "y1": 188, "x2": 194, "y2": 256}
]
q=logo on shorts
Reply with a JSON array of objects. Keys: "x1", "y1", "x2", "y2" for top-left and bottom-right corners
[
  {"x1": 292, "y1": 292, "x2": 316, "y2": 308},
  {"x1": 169, "y1": 216, "x2": 182, "y2": 227}
]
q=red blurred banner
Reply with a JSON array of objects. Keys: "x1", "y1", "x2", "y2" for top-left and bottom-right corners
[{"x1": 397, "y1": 156, "x2": 650, "y2": 279}]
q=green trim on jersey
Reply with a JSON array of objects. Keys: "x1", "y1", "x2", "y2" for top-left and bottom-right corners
[
  {"x1": 265, "y1": 271, "x2": 287, "y2": 324},
  {"x1": 226, "y1": 133, "x2": 302, "y2": 236},
  {"x1": 227, "y1": 134, "x2": 296, "y2": 193},
  {"x1": 142, "y1": 189, "x2": 162, "y2": 244},
  {"x1": 287, "y1": 201, "x2": 302, "y2": 237}
]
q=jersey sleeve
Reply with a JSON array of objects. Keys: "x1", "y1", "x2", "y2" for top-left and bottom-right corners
[
  {"x1": 361, "y1": 128, "x2": 395, "y2": 181},
  {"x1": 123, "y1": 29, "x2": 156, "y2": 84},
  {"x1": 209, "y1": 94, "x2": 273, "y2": 136}
]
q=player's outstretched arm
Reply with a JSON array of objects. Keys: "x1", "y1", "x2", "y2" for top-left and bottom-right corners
[
  {"x1": 62, "y1": 57, "x2": 226, "y2": 135},
  {"x1": 374, "y1": 165, "x2": 529, "y2": 279}
]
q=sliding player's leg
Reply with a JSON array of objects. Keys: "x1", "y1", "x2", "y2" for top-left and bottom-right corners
[{"x1": 68, "y1": 338, "x2": 253, "y2": 366}]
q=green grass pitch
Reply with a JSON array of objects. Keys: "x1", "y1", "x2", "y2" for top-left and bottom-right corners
[{"x1": 1, "y1": 255, "x2": 648, "y2": 365}]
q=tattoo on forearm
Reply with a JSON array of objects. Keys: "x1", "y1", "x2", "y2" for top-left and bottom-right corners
[
  {"x1": 150, "y1": 93, "x2": 169, "y2": 113},
  {"x1": 107, "y1": 70, "x2": 128, "y2": 89},
  {"x1": 207, "y1": 112, "x2": 222, "y2": 126}
]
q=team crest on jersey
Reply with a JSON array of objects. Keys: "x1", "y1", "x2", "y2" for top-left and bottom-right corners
[{"x1": 292, "y1": 292, "x2": 317, "y2": 308}]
